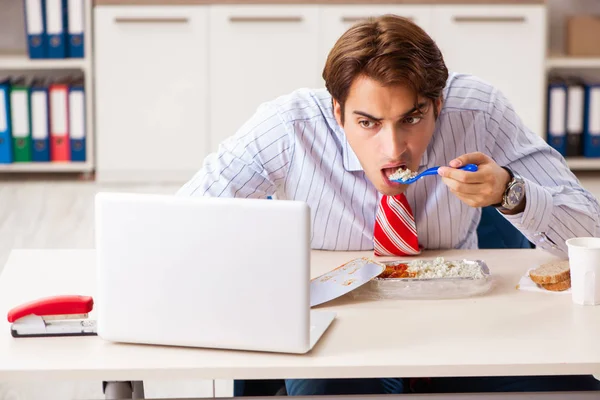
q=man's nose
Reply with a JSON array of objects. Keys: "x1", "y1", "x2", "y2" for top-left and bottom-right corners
[{"x1": 381, "y1": 126, "x2": 406, "y2": 159}]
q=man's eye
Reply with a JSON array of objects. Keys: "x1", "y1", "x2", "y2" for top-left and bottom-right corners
[
  {"x1": 403, "y1": 116, "x2": 422, "y2": 125},
  {"x1": 359, "y1": 120, "x2": 376, "y2": 129}
]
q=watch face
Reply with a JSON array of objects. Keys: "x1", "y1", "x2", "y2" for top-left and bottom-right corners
[{"x1": 506, "y1": 182, "x2": 525, "y2": 207}]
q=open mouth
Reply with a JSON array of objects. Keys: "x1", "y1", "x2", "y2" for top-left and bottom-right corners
[
  {"x1": 383, "y1": 164, "x2": 419, "y2": 184},
  {"x1": 382, "y1": 164, "x2": 406, "y2": 183}
]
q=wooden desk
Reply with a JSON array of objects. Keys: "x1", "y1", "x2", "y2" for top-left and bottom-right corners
[{"x1": 0, "y1": 249, "x2": 599, "y2": 398}]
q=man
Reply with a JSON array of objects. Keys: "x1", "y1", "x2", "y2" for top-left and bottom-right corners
[{"x1": 178, "y1": 15, "x2": 600, "y2": 395}]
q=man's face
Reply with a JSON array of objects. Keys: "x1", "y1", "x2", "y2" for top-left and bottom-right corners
[{"x1": 334, "y1": 75, "x2": 440, "y2": 196}]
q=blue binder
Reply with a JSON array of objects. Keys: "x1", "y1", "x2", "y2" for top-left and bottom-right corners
[
  {"x1": 0, "y1": 81, "x2": 13, "y2": 164},
  {"x1": 46, "y1": 0, "x2": 68, "y2": 59},
  {"x1": 68, "y1": 83, "x2": 86, "y2": 161},
  {"x1": 67, "y1": 0, "x2": 84, "y2": 58},
  {"x1": 546, "y1": 82, "x2": 567, "y2": 156},
  {"x1": 566, "y1": 79, "x2": 585, "y2": 157},
  {"x1": 30, "y1": 80, "x2": 51, "y2": 162},
  {"x1": 24, "y1": 0, "x2": 47, "y2": 59},
  {"x1": 583, "y1": 83, "x2": 600, "y2": 158}
]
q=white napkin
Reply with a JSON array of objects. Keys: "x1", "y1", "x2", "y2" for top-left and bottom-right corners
[{"x1": 518, "y1": 268, "x2": 571, "y2": 294}]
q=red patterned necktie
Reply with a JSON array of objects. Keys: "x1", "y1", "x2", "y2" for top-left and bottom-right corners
[{"x1": 373, "y1": 193, "x2": 420, "y2": 256}]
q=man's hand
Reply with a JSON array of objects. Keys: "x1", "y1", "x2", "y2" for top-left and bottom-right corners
[{"x1": 438, "y1": 152, "x2": 511, "y2": 208}]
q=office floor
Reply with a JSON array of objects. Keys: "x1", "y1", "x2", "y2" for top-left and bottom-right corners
[{"x1": 0, "y1": 172, "x2": 599, "y2": 400}]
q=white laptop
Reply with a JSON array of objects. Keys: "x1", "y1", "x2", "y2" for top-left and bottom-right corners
[{"x1": 94, "y1": 192, "x2": 336, "y2": 354}]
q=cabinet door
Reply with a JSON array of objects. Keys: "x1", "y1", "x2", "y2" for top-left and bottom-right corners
[
  {"x1": 319, "y1": 5, "x2": 433, "y2": 86},
  {"x1": 208, "y1": 5, "x2": 320, "y2": 152},
  {"x1": 431, "y1": 5, "x2": 546, "y2": 137},
  {"x1": 94, "y1": 6, "x2": 209, "y2": 182}
]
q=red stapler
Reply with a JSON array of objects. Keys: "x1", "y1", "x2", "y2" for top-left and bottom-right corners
[{"x1": 7, "y1": 295, "x2": 97, "y2": 337}]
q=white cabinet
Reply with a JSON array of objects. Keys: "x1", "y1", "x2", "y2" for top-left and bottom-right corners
[
  {"x1": 319, "y1": 5, "x2": 433, "y2": 86},
  {"x1": 208, "y1": 5, "x2": 320, "y2": 152},
  {"x1": 92, "y1": 3, "x2": 549, "y2": 183},
  {"x1": 430, "y1": 5, "x2": 546, "y2": 137},
  {"x1": 94, "y1": 6, "x2": 210, "y2": 182}
]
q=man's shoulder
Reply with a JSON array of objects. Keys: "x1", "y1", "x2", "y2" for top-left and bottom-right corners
[
  {"x1": 245, "y1": 88, "x2": 340, "y2": 142},
  {"x1": 233, "y1": 87, "x2": 340, "y2": 149},
  {"x1": 267, "y1": 87, "x2": 336, "y2": 123},
  {"x1": 441, "y1": 73, "x2": 500, "y2": 116}
]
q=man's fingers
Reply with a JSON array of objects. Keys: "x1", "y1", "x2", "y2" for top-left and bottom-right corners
[
  {"x1": 449, "y1": 152, "x2": 490, "y2": 168},
  {"x1": 442, "y1": 178, "x2": 487, "y2": 195},
  {"x1": 440, "y1": 152, "x2": 504, "y2": 208},
  {"x1": 438, "y1": 166, "x2": 485, "y2": 183}
]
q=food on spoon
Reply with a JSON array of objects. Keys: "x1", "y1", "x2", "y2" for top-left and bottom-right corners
[
  {"x1": 378, "y1": 257, "x2": 485, "y2": 279},
  {"x1": 389, "y1": 166, "x2": 418, "y2": 181},
  {"x1": 529, "y1": 260, "x2": 571, "y2": 291}
]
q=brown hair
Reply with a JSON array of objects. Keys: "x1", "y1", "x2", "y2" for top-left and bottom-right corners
[{"x1": 323, "y1": 14, "x2": 448, "y2": 122}]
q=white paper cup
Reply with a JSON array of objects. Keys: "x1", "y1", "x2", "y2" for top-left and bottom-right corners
[{"x1": 566, "y1": 237, "x2": 600, "y2": 305}]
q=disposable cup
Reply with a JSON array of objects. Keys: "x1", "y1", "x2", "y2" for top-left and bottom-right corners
[{"x1": 566, "y1": 237, "x2": 600, "y2": 305}]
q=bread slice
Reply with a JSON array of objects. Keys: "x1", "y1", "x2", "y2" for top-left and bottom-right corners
[
  {"x1": 542, "y1": 277, "x2": 571, "y2": 292},
  {"x1": 529, "y1": 260, "x2": 570, "y2": 285}
]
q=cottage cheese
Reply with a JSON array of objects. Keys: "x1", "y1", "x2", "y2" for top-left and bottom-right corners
[
  {"x1": 389, "y1": 167, "x2": 418, "y2": 181},
  {"x1": 406, "y1": 257, "x2": 485, "y2": 279}
]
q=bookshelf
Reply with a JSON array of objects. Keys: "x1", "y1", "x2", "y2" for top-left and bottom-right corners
[
  {"x1": 566, "y1": 157, "x2": 600, "y2": 171},
  {"x1": 0, "y1": 0, "x2": 94, "y2": 175},
  {"x1": 544, "y1": 1, "x2": 600, "y2": 171},
  {"x1": 546, "y1": 55, "x2": 600, "y2": 70},
  {"x1": 545, "y1": 54, "x2": 600, "y2": 171},
  {"x1": 0, "y1": 161, "x2": 92, "y2": 172},
  {"x1": 0, "y1": 53, "x2": 90, "y2": 70}
]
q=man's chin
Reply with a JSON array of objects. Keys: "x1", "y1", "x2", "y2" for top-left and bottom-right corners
[
  {"x1": 377, "y1": 183, "x2": 408, "y2": 197},
  {"x1": 367, "y1": 172, "x2": 409, "y2": 196}
]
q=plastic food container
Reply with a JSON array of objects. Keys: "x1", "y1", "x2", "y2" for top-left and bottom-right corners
[{"x1": 348, "y1": 258, "x2": 493, "y2": 300}]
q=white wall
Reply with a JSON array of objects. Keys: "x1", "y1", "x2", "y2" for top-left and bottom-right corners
[{"x1": 0, "y1": 0, "x2": 27, "y2": 53}]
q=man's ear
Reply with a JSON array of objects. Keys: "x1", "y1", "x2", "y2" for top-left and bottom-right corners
[
  {"x1": 434, "y1": 96, "x2": 443, "y2": 119},
  {"x1": 333, "y1": 98, "x2": 343, "y2": 127}
]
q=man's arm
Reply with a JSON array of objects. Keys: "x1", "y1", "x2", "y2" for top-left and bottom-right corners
[
  {"x1": 485, "y1": 89, "x2": 600, "y2": 257},
  {"x1": 176, "y1": 103, "x2": 293, "y2": 199}
]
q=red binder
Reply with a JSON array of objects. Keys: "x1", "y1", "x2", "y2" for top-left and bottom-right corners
[{"x1": 49, "y1": 83, "x2": 70, "y2": 161}]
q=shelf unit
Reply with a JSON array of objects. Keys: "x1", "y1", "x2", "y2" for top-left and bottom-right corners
[
  {"x1": 546, "y1": 55, "x2": 600, "y2": 69},
  {"x1": 0, "y1": 0, "x2": 94, "y2": 175},
  {"x1": 566, "y1": 157, "x2": 600, "y2": 171},
  {"x1": 545, "y1": 53, "x2": 600, "y2": 172},
  {"x1": 0, "y1": 161, "x2": 92, "y2": 172},
  {"x1": 0, "y1": 53, "x2": 90, "y2": 70}
]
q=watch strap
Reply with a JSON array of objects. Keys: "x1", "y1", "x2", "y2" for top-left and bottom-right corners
[{"x1": 491, "y1": 166, "x2": 514, "y2": 208}]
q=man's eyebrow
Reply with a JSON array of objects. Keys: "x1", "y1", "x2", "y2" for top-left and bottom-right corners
[
  {"x1": 352, "y1": 102, "x2": 429, "y2": 121},
  {"x1": 352, "y1": 110, "x2": 383, "y2": 121},
  {"x1": 400, "y1": 102, "x2": 429, "y2": 117}
]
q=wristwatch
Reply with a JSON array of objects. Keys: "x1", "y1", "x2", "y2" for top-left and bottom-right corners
[{"x1": 493, "y1": 167, "x2": 526, "y2": 212}]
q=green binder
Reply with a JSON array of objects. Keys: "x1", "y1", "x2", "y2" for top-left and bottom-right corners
[{"x1": 9, "y1": 82, "x2": 32, "y2": 162}]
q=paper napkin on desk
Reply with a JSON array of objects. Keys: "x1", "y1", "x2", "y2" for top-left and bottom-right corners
[{"x1": 517, "y1": 269, "x2": 571, "y2": 294}]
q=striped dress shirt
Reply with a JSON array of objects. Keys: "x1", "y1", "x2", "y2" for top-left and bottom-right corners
[{"x1": 177, "y1": 73, "x2": 600, "y2": 258}]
